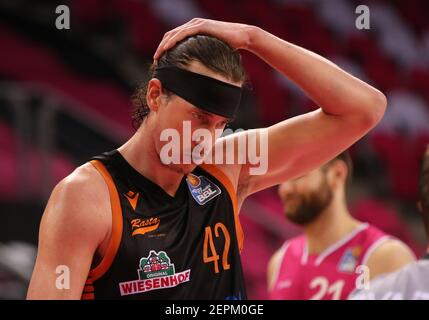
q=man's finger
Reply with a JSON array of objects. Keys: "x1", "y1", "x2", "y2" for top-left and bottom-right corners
[
  {"x1": 153, "y1": 20, "x2": 202, "y2": 59},
  {"x1": 154, "y1": 31, "x2": 178, "y2": 59},
  {"x1": 162, "y1": 24, "x2": 203, "y2": 53}
]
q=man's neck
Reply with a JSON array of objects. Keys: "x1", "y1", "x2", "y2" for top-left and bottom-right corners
[
  {"x1": 117, "y1": 127, "x2": 186, "y2": 197},
  {"x1": 303, "y1": 197, "x2": 361, "y2": 255}
]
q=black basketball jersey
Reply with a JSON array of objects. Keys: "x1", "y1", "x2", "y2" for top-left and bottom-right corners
[{"x1": 81, "y1": 150, "x2": 247, "y2": 300}]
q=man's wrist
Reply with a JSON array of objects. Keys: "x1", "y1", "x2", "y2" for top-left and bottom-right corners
[{"x1": 244, "y1": 25, "x2": 263, "y2": 52}]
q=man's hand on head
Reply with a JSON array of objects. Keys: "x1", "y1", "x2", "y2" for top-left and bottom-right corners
[{"x1": 153, "y1": 18, "x2": 254, "y2": 61}]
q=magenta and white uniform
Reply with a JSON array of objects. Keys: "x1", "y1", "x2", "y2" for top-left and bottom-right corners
[{"x1": 270, "y1": 223, "x2": 390, "y2": 300}]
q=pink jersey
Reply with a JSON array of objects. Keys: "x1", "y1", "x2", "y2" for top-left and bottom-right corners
[{"x1": 270, "y1": 223, "x2": 390, "y2": 300}]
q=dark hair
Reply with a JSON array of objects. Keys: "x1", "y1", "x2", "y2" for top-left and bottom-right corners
[
  {"x1": 418, "y1": 146, "x2": 429, "y2": 232},
  {"x1": 323, "y1": 151, "x2": 353, "y2": 185},
  {"x1": 131, "y1": 35, "x2": 246, "y2": 128}
]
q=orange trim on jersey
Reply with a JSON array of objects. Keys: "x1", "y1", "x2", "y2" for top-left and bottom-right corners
[
  {"x1": 84, "y1": 284, "x2": 94, "y2": 292},
  {"x1": 87, "y1": 160, "x2": 123, "y2": 282},
  {"x1": 82, "y1": 293, "x2": 95, "y2": 300},
  {"x1": 200, "y1": 164, "x2": 244, "y2": 252}
]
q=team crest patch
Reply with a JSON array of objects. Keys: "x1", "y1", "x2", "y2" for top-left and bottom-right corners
[
  {"x1": 338, "y1": 246, "x2": 361, "y2": 273},
  {"x1": 139, "y1": 250, "x2": 175, "y2": 279},
  {"x1": 131, "y1": 217, "x2": 160, "y2": 237},
  {"x1": 118, "y1": 250, "x2": 191, "y2": 296},
  {"x1": 186, "y1": 173, "x2": 221, "y2": 205}
]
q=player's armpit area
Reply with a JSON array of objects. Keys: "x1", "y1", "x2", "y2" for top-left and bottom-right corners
[
  {"x1": 266, "y1": 248, "x2": 284, "y2": 292},
  {"x1": 366, "y1": 239, "x2": 416, "y2": 281},
  {"x1": 27, "y1": 163, "x2": 110, "y2": 299}
]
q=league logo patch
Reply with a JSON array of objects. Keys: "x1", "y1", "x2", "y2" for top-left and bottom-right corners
[
  {"x1": 118, "y1": 250, "x2": 191, "y2": 296},
  {"x1": 338, "y1": 246, "x2": 361, "y2": 273},
  {"x1": 186, "y1": 173, "x2": 221, "y2": 205}
]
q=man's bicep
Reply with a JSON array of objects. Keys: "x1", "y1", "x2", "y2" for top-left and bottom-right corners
[
  {"x1": 241, "y1": 109, "x2": 369, "y2": 196},
  {"x1": 27, "y1": 177, "x2": 107, "y2": 299},
  {"x1": 27, "y1": 242, "x2": 92, "y2": 300}
]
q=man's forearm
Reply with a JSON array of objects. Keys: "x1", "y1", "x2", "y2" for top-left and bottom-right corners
[{"x1": 246, "y1": 26, "x2": 386, "y2": 120}]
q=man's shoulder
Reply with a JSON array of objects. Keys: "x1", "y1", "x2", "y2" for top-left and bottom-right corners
[
  {"x1": 49, "y1": 162, "x2": 111, "y2": 223},
  {"x1": 269, "y1": 236, "x2": 303, "y2": 264},
  {"x1": 65, "y1": 161, "x2": 102, "y2": 183},
  {"x1": 39, "y1": 161, "x2": 111, "y2": 252}
]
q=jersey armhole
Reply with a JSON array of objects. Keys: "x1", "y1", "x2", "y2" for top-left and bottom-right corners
[
  {"x1": 199, "y1": 164, "x2": 244, "y2": 253},
  {"x1": 361, "y1": 235, "x2": 392, "y2": 266},
  {"x1": 270, "y1": 241, "x2": 290, "y2": 292},
  {"x1": 86, "y1": 160, "x2": 123, "y2": 282}
]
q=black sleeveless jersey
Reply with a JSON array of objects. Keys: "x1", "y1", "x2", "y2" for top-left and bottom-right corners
[{"x1": 81, "y1": 150, "x2": 247, "y2": 300}]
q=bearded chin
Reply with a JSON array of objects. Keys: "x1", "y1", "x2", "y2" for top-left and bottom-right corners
[
  {"x1": 286, "y1": 182, "x2": 333, "y2": 226},
  {"x1": 286, "y1": 204, "x2": 325, "y2": 226}
]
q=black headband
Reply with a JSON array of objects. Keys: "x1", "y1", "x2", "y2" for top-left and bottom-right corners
[{"x1": 153, "y1": 66, "x2": 242, "y2": 119}]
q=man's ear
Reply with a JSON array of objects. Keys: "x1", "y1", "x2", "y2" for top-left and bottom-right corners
[
  {"x1": 146, "y1": 78, "x2": 163, "y2": 112},
  {"x1": 328, "y1": 160, "x2": 348, "y2": 187}
]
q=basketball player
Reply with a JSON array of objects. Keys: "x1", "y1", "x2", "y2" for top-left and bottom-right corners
[
  {"x1": 349, "y1": 146, "x2": 429, "y2": 300},
  {"x1": 28, "y1": 18, "x2": 387, "y2": 299},
  {"x1": 268, "y1": 152, "x2": 416, "y2": 300}
]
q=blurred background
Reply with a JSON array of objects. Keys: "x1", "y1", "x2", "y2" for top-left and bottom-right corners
[{"x1": 1, "y1": 0, "x2": 429, "y2": 299}]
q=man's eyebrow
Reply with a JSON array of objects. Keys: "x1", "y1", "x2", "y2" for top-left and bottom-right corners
[
  {"x1": 194, "y1": 109, "x2": 232, "y2": 122},
  {"x1": 198, "y1": 110, "x2": 214, "y2": 117}
]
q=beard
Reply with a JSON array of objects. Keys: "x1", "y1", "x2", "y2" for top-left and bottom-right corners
[{"x1": 283, "y1": 177, "x2": 333, "y2": 226}]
